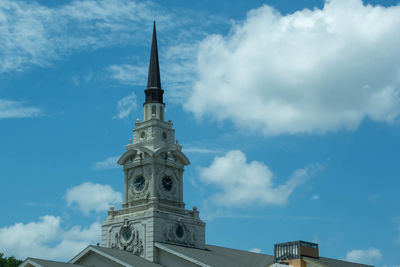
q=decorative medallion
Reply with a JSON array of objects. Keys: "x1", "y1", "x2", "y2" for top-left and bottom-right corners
[
  {"x1": 176, "y1": 225, "x2": 184, "y2": 238},
  {"x1": 113, "y1": 219, "x2": 143, "y2": 255},
  {"x1": 140, "y1": 131, "x2": 146, "y2": 140},
  {"x1": 162, "y1": 222, "x2": 197, "y2": 247}
]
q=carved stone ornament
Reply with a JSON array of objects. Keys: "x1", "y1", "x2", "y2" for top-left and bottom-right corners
[
  {"x1": 112, "y1": 219, "x2": 143, "y2": 255},
  {"x1": 162, "y1": 221, "x2": 197, "y2": 247}
]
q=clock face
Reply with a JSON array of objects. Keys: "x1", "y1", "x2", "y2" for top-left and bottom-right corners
[
  {"x1": 162, "y1": 176, "x2": 173, "y2": 191},
  {"x1": 134, "y1": 176, "x2": 145, "y2": 191}
]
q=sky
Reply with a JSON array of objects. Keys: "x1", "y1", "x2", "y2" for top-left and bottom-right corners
[{"x1": 0, "y1": 0, "x2": 400, "y2": 266}]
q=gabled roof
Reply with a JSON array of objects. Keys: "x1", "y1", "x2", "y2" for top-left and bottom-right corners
[
  {"x1": 156, "y1": 242, "x2": 275, "y2": 267},
  {"x1": 69, "y1": 245, "x2": 162, "y2": 267},
  {"x1": 118, "y1": 144, "x2": 190, "y2": 166},
  {"x1": 20, "y1": 258, "x2": 85, "y2": 267}
]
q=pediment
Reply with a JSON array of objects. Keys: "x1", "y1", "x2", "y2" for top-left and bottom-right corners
[
  {"x1": 69, "y1": 245, "x2": 162, "y2": 267},
  {"x1": 118, "y1": 145, "x2": 190, "y2": 166}
]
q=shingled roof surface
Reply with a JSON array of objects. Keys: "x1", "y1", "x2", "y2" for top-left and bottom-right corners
[
  {"x1": 21, "y1": 258, "x2": 86, "y2": 267},
  {"x1": 157, "y1": 242, "x2": 373, "y2": 267},
  {"x1": 72, "y1": 245, "x2": 163, "y2": 267},
  {"x1": 156, "y1": 242, "x2": 275, "y2": 267}
]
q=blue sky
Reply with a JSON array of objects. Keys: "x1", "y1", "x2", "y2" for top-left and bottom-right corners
[{"x1": 1, "y1": 0, "x2": 400, "y2": 266}]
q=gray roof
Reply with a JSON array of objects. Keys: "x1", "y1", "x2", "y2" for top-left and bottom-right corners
[
  {"x1": 156, "y1": 242, "x2": 373, "y2": 267},
  {"x1": 21, "y1": 244, "x2": 374, "y2": 267},
  {"x1": 156, "y1": 242, "x2": 275, "y2": 267},
  {"x1": 313, "y1": 256, "x2": 374, "y2": 267},
  {"x1": 21, "y1": 258, "x2": 86, "y2": 267},
  {"x1": 88, "y1": 245, "x2": 163, "y2": 267}
]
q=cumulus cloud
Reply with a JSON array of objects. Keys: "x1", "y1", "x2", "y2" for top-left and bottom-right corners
[
  {"x1": 345, "y1": 248, "x2": 382, "y2": 264},
  {"x1": 186, "y1": 0, "x2": 400, "y2": 135},
  {"x1": 0, "y1": 215, "x2": 100, "y2": 261},
  {"x1": 66, "y1": 182, "x2": 122, "y2": 215},
  {"x1": 198, "y1": 150, "x2": 320, "y2": 207},
  {"x1": 0, "y1": 99, "x2": 42, "y2": 119},
  {"x1": 113, "y1": 93, "x2": 138, "y2": 120},
  {"x1": 93, "y1": 156, "x2": 121, "y2": 170}
]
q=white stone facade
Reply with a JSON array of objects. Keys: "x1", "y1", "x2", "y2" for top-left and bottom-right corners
[{"x1": 101, "y1": 114, "x2": 206, "y2": 262}]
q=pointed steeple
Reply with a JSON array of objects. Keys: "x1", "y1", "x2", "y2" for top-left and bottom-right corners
[
  {"x1": 144, "y1": 21, "x2": 164, "y2": 105},
  {"x1": 147, "y1": 21, "x2": 161, "y2": 89}
]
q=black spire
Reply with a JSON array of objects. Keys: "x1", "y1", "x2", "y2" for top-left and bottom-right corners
[
  {"x1": 144, "y1": 21, "x2": 164, "y2": 105},
  {"x1": 147, "y1": 21, "x2": 161, "y2": 89}
]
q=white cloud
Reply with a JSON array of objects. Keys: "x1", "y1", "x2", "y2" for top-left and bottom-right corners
[
  {"x1": 0, "y1": 215, "x2": 100, "y2": 261},
  {"x1": 108, "y1": 64, "x2": 148, "y2": 85},
  {"x1": 0, "y1": 0, "x2": 169, "y2": 73},
  {"x1": 311, "y1": 194, "x2": 320, "y2": 200},
  {"x1": 249, "y1": 248, "x2": 262, "y2": 253},
  {"x1": 113, "y1": 93, "x2": 138, "y2": 120},
  {"x1": 107, "y1": 42, "x2": 198, "y2": 102},
  {"x1": 198, "y1": 150, "x2": 320, "y2": 207},
  {"x1": 162, "y1": 42, "x2": 199, "y2": 102},
  {"x1": 183, "y1": 147, "x2": 223, "y2": 154},
  {"x1": 186, "y1": 0, "x2": 400, "y2": 135},
  {"x1": 345, "y1": 248, "x2": 382, "y2": 264},
  {"x1": 0, "y1": 99, "x2": 42, "y2": 119},
  {"x1": 66, "y1": 182, "x2": 122, "y2": 215},
  {"x1": 93, "y1": 155, "x2": 121, "y2": 170}
]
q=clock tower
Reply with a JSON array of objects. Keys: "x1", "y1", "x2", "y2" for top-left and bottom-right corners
[{"x1": 101, "y1": 22, "x2": 206, "y2": 263}]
